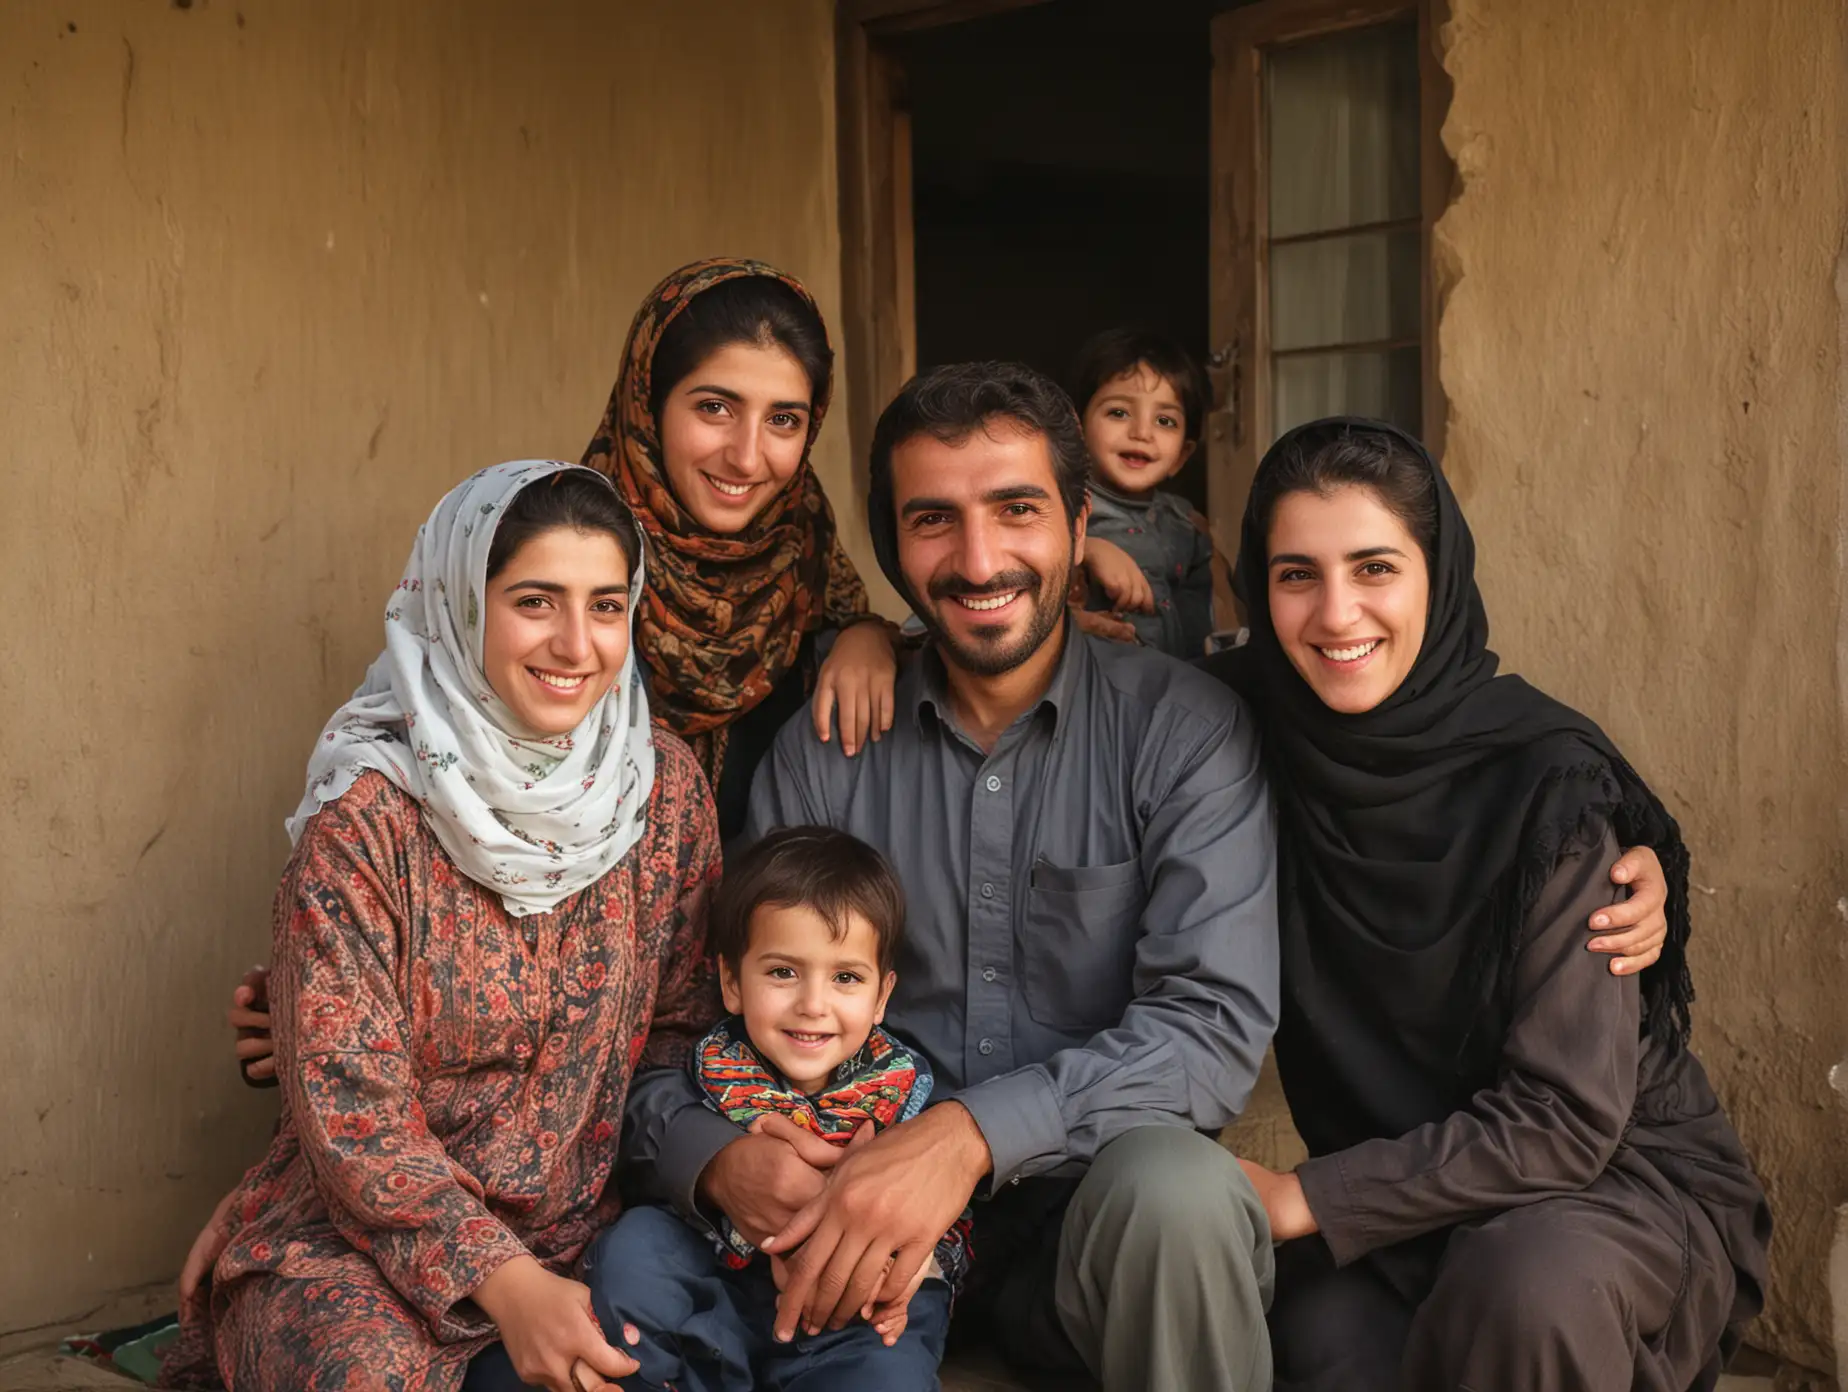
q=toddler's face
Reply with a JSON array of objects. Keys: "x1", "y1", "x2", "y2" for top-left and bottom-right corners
[
  {"x1": 719, "y1": 902, "x2": 896, "y2": 1095},
  {"x1": 1082, "y1": 364, "x2": 1196, "y2": 495}
]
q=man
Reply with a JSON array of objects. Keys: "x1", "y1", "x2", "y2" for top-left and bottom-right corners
[{"x1": 619, "y1": 361, "x2": 1282, "y2": 1389}]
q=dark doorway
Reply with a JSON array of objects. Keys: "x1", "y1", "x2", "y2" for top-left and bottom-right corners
[{"x1": 892, "y1": 0, "x2": 1221, "y2": 509}]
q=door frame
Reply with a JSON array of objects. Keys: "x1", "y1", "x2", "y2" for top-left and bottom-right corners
[
  {"x1": 834, "y1": 0, "x2": 1047, "y2": 489},
  {"x1": 1207, "y1": 0, "x2": 1453, "y2": 553}
]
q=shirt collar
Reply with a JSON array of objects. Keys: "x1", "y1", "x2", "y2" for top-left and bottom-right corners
[{"x1": 907, "y1": 615, "x2": 1087, "y2": 739}]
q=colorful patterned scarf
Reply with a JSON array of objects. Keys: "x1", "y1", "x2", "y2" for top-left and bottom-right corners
[
  {"x1": 693, "y1": 1016, "x2": 973, "y2": 1289},
  {"x1": 581, "y1": 259, "x2": 870, "y2": 786}
]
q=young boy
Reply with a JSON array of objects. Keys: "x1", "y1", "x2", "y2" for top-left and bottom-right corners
[
  {"x1": 588, "y1": 826, "x2": 964, "y2": 1391},
  {"x1": 1070, "y1": 327, "x2": 1224, "y2": 658}
]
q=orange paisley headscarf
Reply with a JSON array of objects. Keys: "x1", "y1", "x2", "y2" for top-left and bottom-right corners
[{"x1": 581, "y1": 258, "x2": 870, "y2": 786}]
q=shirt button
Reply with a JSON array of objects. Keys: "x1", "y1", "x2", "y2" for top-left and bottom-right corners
[
  {"x1": 981, "y1": 967, "x2": 997, "y2": 983},
  {"x1": 980, "y1": 882, "x2": 995, "y2": 899},
  {"x1": 979, "y1": 1038, "x2": 995, "y2": 1056},
  {"x1": 984, "y1": 775, "x2": 1002, "y2": 793}
]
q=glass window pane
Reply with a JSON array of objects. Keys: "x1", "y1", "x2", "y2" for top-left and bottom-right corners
[
  {"x1": 1266, "y1": 22, "x2": 1420, "y2": 239},
  {"x1": 1272, "y1": 347, "x2": 1421, "y2": 438},
  {"x1": 1269, "y1": 225, "x2": 1420, "y2": 352}
]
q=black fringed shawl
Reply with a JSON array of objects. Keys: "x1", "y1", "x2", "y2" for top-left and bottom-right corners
[{"x1": 1203, "y1": 418, "x2": 1695, "y2": 1151}]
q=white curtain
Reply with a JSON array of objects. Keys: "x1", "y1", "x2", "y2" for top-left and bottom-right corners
[{"x1": 1264, "y1": 22, "x2": 1420, "y2": 436}]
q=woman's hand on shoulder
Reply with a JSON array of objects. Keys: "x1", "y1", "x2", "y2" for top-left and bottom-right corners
[
  {"x1": 1586, "y1": 844, "x2": 1668, "y2": 974},
  {"x1": 1236, "y1": 1157, "x2": 1317, "y2": 1242},
  {"x1": 472, "y1": 1255, "x2": 641, "y2": 1391},
  {"x1": 1081, "y1": 537, "x2": 1156, "y2": 614},
  {"x1": 229, "y1": 966, "x2": 276, "y2": 1085},
  {"x1": 812, "y1": 619, "x2": 898, "y2": 758}
]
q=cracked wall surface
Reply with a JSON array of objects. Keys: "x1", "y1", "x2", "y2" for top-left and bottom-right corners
[
  {"x1": 1433, "y1": 0, "x2": 1848, "y2": 1368},
  {"x1": 0, "y1": 0, "x2": 852, "y2": 1338}
]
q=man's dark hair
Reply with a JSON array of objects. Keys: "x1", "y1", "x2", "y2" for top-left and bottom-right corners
[
  {"x1": 709, "y1": 825, "x2": 905, "y2": 975},
  {"x1": 867, "y1": 361, "x2": 1091, "y2": 597},
  {"x1": 1068, "y1": 327, "x2": 1209, "y2": 445},
  {"x1": 487, "y1": 469, "x2": 640, "y2": 581}
]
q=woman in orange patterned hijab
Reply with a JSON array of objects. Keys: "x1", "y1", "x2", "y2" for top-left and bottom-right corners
[
  {"x1": 211, "y1": 260, "x2": 898, "y2": 1098},
  {"x1": 582, "y1": 258, "x2": 897, "y2": 834}
]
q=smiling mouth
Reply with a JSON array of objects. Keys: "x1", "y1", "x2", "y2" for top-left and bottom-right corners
[
  {"x1": 1116, "y1": 451, "x2": 1156, "y2": 467},
  {"x1": 1314, "y1": 639, "x2": 1382, "y2": 666},
  {"x1": 782, "y1": 1029, "x2": 835, "y2": 1047},
  {"x1": 701, "y1": 472, "x2": 759, "y2": 500},
  {"x1": 529, "y1": 667, "x2": 591, "y2": 692},
  {"x1": 952, "y1": 591, "x2": 1021, "y2": 614}
]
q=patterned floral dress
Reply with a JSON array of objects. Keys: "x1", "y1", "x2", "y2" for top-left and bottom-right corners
[{"x1": 161, "y1": 735, "x2": 718, "y2": 1391}]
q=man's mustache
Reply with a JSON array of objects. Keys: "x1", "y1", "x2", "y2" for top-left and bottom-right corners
[{"x1": 927, "y1": 568, "x2": 1042, "y2": 602}]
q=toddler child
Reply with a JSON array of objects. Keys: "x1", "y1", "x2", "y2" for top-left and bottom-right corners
[
  {"x1": 1070, "y1": 327, "x2": 1224, "y2": 658},
  {"x1": 587, "y1": 825, "x2": 965, "y2": 1392}
]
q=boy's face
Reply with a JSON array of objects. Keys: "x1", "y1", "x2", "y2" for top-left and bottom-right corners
[
  {"x1": 1082, "y1": 364, "x2": 1196, "y2": 495},
  {"x1": 718, "y1": 901, "x2": 897, "y2": 1095}
]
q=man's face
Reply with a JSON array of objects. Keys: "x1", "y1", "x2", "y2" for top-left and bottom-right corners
[{"x1": 890, "y1": 421, "x2": 1084, "y2": 677}]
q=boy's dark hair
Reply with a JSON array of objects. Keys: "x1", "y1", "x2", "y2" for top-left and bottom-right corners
[
  {"x1": 867, "y1": 360, "x2": 1091, "y2": 599},
  {"x1": 487, "y1": 469, "x2": 640, "y2": 581},
  {"x1": 1068, "y1": 327, "x2": 1210, "y2": 445},
  {"x1": 710, "y1": 826, "x2": 906, "y2": 975},
  {"x1": 647, "y1": 274, "x2": 834, "y2": 423}
]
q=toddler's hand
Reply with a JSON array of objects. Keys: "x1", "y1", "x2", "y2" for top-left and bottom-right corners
[
  {"x1": 1071, "y1": 605, "x2": 1139, "y2": 645},
  {"x1": 863, "y1": 1251, "x2": 934, "y2": 1348},
  {"x1": 1082, "y1": 538, "x2": 1155, "y2": 614},
  {"x1": 871, "y1": 1303, "x2": 910, "y2": 1345}
]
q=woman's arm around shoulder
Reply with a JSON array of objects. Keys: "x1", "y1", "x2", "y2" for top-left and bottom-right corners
[
  {"x1": 1266, "y1": 823, "x2": 1643, "y2": 1265},
  {"x1": 811, "y1": 618, "x2": 899, "y2": 759}
]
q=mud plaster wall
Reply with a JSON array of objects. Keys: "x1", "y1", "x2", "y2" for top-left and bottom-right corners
[
  {"x1": 0, "y1": 0, "x2": 876, "y2": 1339},
  {"x1": 1433, "y1": 0, "x2": 1848, "y2": 1367}
]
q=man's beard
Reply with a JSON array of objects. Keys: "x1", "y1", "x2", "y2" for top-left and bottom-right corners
[{"x1": 916, "y1": 559, "x2": 1070, "y2": 678}]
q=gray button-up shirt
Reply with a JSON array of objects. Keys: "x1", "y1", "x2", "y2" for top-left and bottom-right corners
[{"x1": 620, "y1": 627, "x2": 1279, "y2": 1205}]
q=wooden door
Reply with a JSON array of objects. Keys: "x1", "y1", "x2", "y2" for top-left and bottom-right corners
[{"x1": 1206, "y1": 0, "x2": 1449, "y2": 557}]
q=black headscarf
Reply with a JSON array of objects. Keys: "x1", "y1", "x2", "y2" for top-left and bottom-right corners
[{"x1": 1203, "y1": 417, "x2": 1695, "y2": 1152}]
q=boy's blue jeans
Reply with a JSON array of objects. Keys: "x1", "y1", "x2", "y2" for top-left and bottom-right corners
[{"x1": 574, "y1": 1203, "x2": 950, "y2": 1391}]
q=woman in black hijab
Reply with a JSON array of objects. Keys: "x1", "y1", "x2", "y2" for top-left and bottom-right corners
[{"x1": 1205, "y1": 420, "x2": 1769, "y2": 1391}]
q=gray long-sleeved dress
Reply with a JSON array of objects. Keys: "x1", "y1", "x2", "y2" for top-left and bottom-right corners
[{"x1": 1270, "y1": 825, "x2": 1770, "y2": 1392}]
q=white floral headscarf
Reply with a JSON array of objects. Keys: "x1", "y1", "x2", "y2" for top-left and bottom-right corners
[{"x1": 289, "y1": 460, "x2": 656, "y2": 916}]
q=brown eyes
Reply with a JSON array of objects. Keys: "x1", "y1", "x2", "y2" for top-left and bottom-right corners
[{"x1": 1273, "y1": 563, "x2": 1398, "y2": 585}]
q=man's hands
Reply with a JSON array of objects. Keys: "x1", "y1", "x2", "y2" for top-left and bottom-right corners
[
  {"x1": 1587, "y1": 845, "x2": 1668, "y2": 975},
  {"x1": 472, "y1": 1256, "x2": 640, "y2": 1392},
  {"x1": 699, "y1": 1114, "x2": 857, "y2": 1248},
  {"x1": 761, "y1": 1102, "x2": 989, "y2": 1343},
  {"x1": 230, "y1": 967, "x2": 276, "y2": 1084},
  {"x1": 1236, "y1": 1158, "x2": 1316, "y2": 1242}
]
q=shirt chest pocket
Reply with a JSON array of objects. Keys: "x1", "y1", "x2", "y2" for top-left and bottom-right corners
[{"x1": 1020, "y1": 858, "x2": 1144, "y2": 1034}]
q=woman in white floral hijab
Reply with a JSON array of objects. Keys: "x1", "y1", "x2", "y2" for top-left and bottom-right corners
[
  {"x1": 161, "y1": 463, "x2": 721, "y2": 1392},
  {"x1": 292, "y1": 460, "x2": 655, "y2": 914}
]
